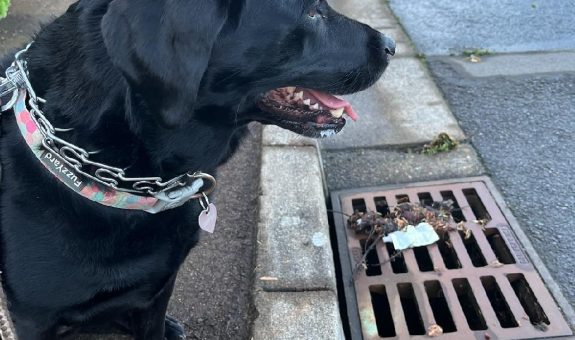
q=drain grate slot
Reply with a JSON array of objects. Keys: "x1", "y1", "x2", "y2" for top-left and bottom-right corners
[
  {"x1": 508, "y1": 274, "x2": 550, "y2": 327},
  {"x1": 370, "y1": 286, "x2": 396, "y2": 337},
  {"x1": 440, "y1": 190, "x2": 466, "y2": 222},
  {"x1": 417, "y1": 192, "x2": 434, "y2": 207},
  {"x1": 437, "y1": 235, "x2": 462, "y2": 269},
  {"x1": 452, "y1": 278, "x2": 487, "y2": 330},
  {"x1": 395, "y1": 194, "x2": 410, "y2": 203},
  {"x1": 361, "y1": 239, "x2": 382, "y2": 276},
  {"x1": 398, "y1": 283, "x2": 426, "y2": 335},
  {"x1": 413, "y1": 247, "x2": 434, "y2": 272},
  {"x1": 374, "y1": 196, "x2": 390, "y2": 215},
  {"x1": 459, "y1": 230, "x2": 487, "y2": 267},
  {"x1": 485, "y1": 228, "x2": 516, "y2": 264},
  {"x1": 332, "y1": 177, "x2": 572, "y2": 339},
  {"x1": 481, "y1": 276, "x2": 518, "y2": 328},
  {"x1": 386, "y1": 243, "x2": 407, "y2": 274},
  {"x1": 352, "y1": 198, "x2": 367, "y2": 213},
  {"x1": 463, "y1": 188, "x2": 491, "y2": 221},
  {"x1": 425, "y1": 281, "x2": 457, "y2": 333}
]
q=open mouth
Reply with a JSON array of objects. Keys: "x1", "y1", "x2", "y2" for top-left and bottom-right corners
[{"x1": 257, "y1": 87, "x2": 359, "y2": 138}]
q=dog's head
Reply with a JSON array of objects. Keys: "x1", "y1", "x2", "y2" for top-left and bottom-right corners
[{"x1": 102, "y1": 0, "x2": 394, "y2": 138}]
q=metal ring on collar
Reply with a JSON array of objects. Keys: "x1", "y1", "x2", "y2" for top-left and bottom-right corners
[{"x1": 189, "y1": 172, "x2": 217, "y2": 199}]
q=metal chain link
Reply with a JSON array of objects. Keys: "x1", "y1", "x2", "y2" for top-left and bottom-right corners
[{"x1": 2, "y1": 45, "x2": 214, "y2": 196}]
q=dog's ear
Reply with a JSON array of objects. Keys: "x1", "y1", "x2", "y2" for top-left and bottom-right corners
[{"x1": 101, "y1": 0, "x2": 228, "y2": 127}]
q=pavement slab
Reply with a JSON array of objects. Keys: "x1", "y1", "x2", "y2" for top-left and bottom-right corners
[
  {"x1": 330, "y1": 0, "x2": 398, "y2": 30},
  {"x1": 389, "y1": 0, "x2": 575, "y2": 55},
  {"x1": 257, "y1": 146, "x2": 337, "y2": 291},
  {"x1": 320, "y1": 57, "x2": 464, "y2": 150},
  {"x1": 262, "y1": 125, "x2": 315, "y2": 147},
  {"x1": 322, "y1": 144, "x2": 485, "y2": 191},
  {"x1": 427, "y1": 56, "x2": 575, "y2": 310},
  {"x1": 252, "y1": 291, "x2": 344, "y2": 340},
  {"x1": 253, "y1": 125, "x2": 345, "y2": 338}
]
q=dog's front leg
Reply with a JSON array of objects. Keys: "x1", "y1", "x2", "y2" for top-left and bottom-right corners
[
  {"x1": 131, "y1": 275, "x2": 185, "y2": 340},
  {"x1": 12, "y1": 317, "x2": 57, "y2": 340}
]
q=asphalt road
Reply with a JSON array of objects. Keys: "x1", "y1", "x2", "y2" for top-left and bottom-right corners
[{"x1": 389, "y1": 0, "x2": 575, "y2": 55}]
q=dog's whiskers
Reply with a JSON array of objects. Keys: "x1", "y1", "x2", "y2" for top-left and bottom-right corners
[{"x1": 234, "y1": 97, "x2": 247, "y2": 126}]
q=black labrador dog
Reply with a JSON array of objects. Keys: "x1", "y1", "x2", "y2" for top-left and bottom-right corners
[{"x1": 0, "y1": 0, "x2": 394, "y2": 338}]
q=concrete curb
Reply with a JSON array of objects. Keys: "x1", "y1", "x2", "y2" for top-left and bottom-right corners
[{"x1": 251, "y1": 127, "x2": 344, "y2": 339}]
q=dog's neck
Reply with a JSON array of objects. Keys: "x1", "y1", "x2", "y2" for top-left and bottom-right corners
[{"x1": 21, "y1": 3, "x2": 243, "y2": 180}]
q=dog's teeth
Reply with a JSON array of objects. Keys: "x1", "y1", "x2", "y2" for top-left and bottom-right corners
[
  {"x1": 294, "y1": 92, "x2": 304, "y2": 100},
  {"x1": 329, "y1": 108, "x2": 344, "y2": 118},
  {"x1": 286, "y1": 87, "x2": 296, "y2": 94},
  {"x1": 303, "y1": 99, "x2": 311, "y2": 106},
  {"x1": 310, "y1": 103, "x2": 319, "y2": 110}
]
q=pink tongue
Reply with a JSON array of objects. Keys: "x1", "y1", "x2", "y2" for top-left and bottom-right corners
[{"x1": 306, "y1": 89, "x2": 359, "y2": 121}]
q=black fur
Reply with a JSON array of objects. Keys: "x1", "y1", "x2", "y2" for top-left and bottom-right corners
[{"x1": 0, "y1": 0, "x2": 391, "y2": 338}]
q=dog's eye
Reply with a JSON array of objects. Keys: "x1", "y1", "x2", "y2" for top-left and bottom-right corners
[{"x1": 308, "y1": 9, "x2": 317, "y2": 18}]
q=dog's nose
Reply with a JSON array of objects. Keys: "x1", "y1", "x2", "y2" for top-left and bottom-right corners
[{"x1": 382, "y1": 35, "x2": 396, "y2": 56}]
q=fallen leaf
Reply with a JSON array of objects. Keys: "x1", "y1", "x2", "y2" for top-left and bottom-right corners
[{"x1": 457, "y1": 223, "x2": 472, "y2": 239}]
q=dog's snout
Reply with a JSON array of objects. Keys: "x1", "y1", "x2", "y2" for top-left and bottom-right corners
[{"x1": 382, "y1": 35, "x2": 396, "y2": 56}]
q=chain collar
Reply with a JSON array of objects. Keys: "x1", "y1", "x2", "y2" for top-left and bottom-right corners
[{"x1": 0, "y1": 44, "x2": 216, "y2": 214}]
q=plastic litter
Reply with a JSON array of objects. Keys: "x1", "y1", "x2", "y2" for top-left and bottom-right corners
[{"x1": 382, "y1": 222, "x2": 439, "y2": 250}]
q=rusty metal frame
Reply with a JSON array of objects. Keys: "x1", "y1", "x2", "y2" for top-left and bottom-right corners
[{"x1": 331, "y1": 176, "x2": 573, "y2": 339}]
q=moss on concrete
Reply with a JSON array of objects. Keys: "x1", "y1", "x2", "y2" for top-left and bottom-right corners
[{"x1": 0, "y1": 0, "x2": 10, "y2": 19}]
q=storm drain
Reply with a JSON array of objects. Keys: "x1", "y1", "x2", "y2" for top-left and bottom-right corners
[{"x1": 331, "y1": 177, "x2": 572, "y2": 339}]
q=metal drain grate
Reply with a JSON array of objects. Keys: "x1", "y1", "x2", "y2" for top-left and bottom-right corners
[{"x1": 331, "y1": 177, "x2": 572, "y2": 339}]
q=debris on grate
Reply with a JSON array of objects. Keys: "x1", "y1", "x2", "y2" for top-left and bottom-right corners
[
  {"x1": 331, "y1": 177, "x2": 572, "y2": 340},
  {"x1": 427, "y1": 324, "x2": 443, "y2": 337},
  {"x1": 347, "y1": 200, "x2": 473, "y2": 276}
]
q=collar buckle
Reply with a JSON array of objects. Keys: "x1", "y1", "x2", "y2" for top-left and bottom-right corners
[{"x1": 147, "y1": 172, "x2": 216, "y2": 213}]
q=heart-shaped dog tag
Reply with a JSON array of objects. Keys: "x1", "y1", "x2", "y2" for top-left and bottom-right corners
[{"x1": 198, "y1": 203, "x2": 217, "y2": 233}]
